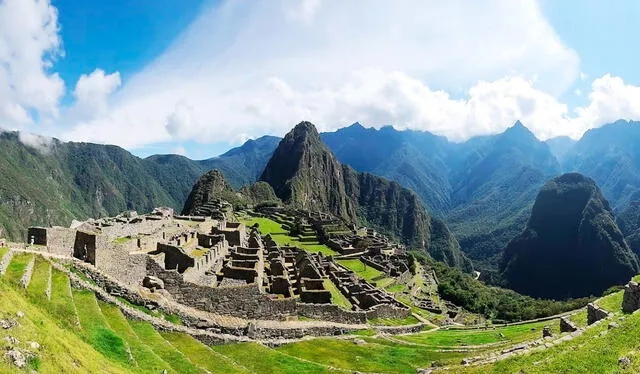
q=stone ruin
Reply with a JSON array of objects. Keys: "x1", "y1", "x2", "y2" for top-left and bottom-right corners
[
  {"x1": 587, "y1": 303, "x2": 610, "y2": 325},
  {"x1": 622, "y1": 281, "x2": 640, "y2": 313},
  {"x1": 25, "y1": 206, "x2": 410, "y2": 324},
  {"x1": 559, "y1": 316, "x2": 578, "y2": 333}
]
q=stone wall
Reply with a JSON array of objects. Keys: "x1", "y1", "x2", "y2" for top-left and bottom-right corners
[
  {"x1": 146, "y1": 258, "x2": 297, "y2": 319},
  {"x1": 297, "y1": 302, "x2": 410, "y2": 324},
  {"x1": 34, "y1": 227, "x2": 76, "y2": 256},
  {"x1": 94, "y1": 239, "x2": 147, "y2": 287},
  {"x1": 101, "y1": 219, "x2": 167, "y2": 241},
  {"x1": 587, "y1": 303, "x2": 610, "y2": 325},
  {"x1": 155, "y1": 243, "x2": 194, "y2": 273},
  {"x1": 622, "y1": 281, "x2": 640, "y2": 313}
]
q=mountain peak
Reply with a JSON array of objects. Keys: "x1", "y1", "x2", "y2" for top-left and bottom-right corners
[
  {"x1": 292, "y1": 121, "x2": 320, "y2": 137},
  {"x1": 502, "y1": 172, "x2": 639, "y2": 298}
]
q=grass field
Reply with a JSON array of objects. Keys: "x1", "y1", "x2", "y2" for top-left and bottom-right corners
[
  {"x1": 240, "y1": 216, "x2": 338, "y2": 256},
  {"x1": 336, "y1": 259, "x2": 394, "y2": 287},
  {"x1": 323, "y1": 278, "x2": 352, "y2": 309}
]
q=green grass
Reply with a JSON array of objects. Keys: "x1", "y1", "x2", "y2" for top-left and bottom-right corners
[
  {"x1": 128, "y1": 319, "x2": 205, "y2": 373},
  {"x1": 72, "y1": 289, "x2": 132, "y2": 365},
  {"x1": 337, "y1": 259, "x2": 385, "y2": 282},
  {"x1": 114, "y1": 236, "x2": 134, "y2": 244},
  {"x1": 161, "y1": 331, "x2": 251, "y2": 373},
  {"x1": 595, "y1": 288, "x2": 624, "y2": 313},
  {"x1": 214, "y1": 342, "x2": 336, "y2": 373},
  {"x1": 386, "y1": 284, "x2": 407, "y2": 293},
  {"x1": 323, "y1": 278, "x2": 352, "y2": 309},
  {"x1": 0, "y1": 277, "x2": 130, "y2": 373},
  {"x1": 26, "y1": 256, "x2": 50, "y2": 299},
  {"x1": 4, "y1": 252, "x2": 32, "y2": 284},
  {"x1": 0, "y1": 246, "x2": 8, "y2": 259},
  {"x1": 397, "y1": 320, "x2": 558, "y2": 347},
  {"x1": 276, "y1": 337, "x2": 469, "y2": 373},
  {"x1": 459, "y1": 298, "x2": 640, "y2": 373},
  {"x1": 240, "y1": 216, "x2": 338, "y2": 256},
  {"x1": 368, "y1": 315, "x2": 421, "y2": 326},
  {"x1": 116, "y1": 296, "x2": 183, "y2": 325},
  {"x1": 49, "y1": 269, "x2": 80, "y2": 329},
  {"x1": 99, "y1": 301, "x2": 176, "y2": 373}
]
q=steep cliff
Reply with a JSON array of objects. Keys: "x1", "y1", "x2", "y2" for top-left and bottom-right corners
[{"x1": 501, "y1": 173, "x2": 639, "y2": 299}]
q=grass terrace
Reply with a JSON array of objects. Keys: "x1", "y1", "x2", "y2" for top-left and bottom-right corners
[
  {"x1": 239, "y1": 215, "x2": 338, "y2": 256},
  {"x1": 323, "y1": 278, "x2": 352, "y2": 309}
]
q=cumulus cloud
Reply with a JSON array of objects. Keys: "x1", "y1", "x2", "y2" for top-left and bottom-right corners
[
  {"x1": 61, "y1": 0, "x2": 583, "y2": 148},
  {"x1": 0, "y1": 0, "x2": 64, "y2": 129},
  {"x1": 70, "y1": 69, "x2": 121, "y2": 121}
]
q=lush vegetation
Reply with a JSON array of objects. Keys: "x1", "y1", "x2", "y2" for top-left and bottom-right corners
[{"x1": 414, "y1": 252, "x2": 592, "y2": 322}]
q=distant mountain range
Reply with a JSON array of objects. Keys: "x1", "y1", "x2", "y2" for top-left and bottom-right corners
[{"x1": 2, "y1": 119, "x2": 640, "y2": 280}]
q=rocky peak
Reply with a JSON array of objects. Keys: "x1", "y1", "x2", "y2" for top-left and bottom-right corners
[{"x1": 501, "y1": 172, "x2": 639, "y2": 299}]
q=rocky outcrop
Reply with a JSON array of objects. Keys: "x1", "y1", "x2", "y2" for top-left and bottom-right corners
[
  {"x1": 261, "y1": 122, "x2": 472, "y2": 271},
  {"x1": 501, "y1": 173, "x2": 640, "y2": 299}
]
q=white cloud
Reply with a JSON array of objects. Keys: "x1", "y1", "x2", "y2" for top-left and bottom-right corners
[
  {"x1": 61, "y1": 0, "x2": 582, "y2": 148},
  {"x1": 573, "y1": 74, "x2": 640, "y2": 135},
  {"x1": 0, "y1": 0, "x2": 64, "y2": 129},
  {"x1": 71, "y1": 69, "x2": 121, "y2": 121},
  {"x1": 172, "y1": 146, "x2": 187, "y2": 156},
  {"x1": 18, "y1": 131, "x2": 54, "y2": 154}
]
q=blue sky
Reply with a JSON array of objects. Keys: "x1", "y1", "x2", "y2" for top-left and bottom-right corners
[{"x1": 2, "y1": 0, "x2": 640, "y2": 159}]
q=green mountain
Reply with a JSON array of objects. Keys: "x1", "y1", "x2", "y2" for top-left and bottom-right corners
[
  {"x1": 321, "y1": 122, "x2": 560, "y2": 272},
  {"x1": 0, "y1": 132, "x2": 279, "y2": 241},
  {"x1": 446, "y1": 121, "x2": 560, "y2": 269},
  {"x1": 563, "y1": 120, "x2": 640, "y2": 211},
  {"x1": 260, "y1": 121, "x2": 472, "y2": 271},
  {"x1": 501, "y1": 173, "x2": 639, "y2": 299}
]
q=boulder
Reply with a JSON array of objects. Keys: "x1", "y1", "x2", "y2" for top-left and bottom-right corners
[
  {"x1": 143, "y1": 276, "x2": 164, "y2": 290},
  {"x1": 4, "y1": 350, "x2": 26, "y2": 368},
  {"x1": 542, "y1": 326, "x2": 553, "y2": 338}
]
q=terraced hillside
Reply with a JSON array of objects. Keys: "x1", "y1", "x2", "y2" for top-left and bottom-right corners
[{"x1": 1, "y1": 249, "x2": 639, "y2": 373}]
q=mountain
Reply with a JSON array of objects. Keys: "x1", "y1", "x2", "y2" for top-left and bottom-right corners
[
  {"x1": 145, "y1": 135, "x2": 281, "y2": 191},
  {"x1": 0, "y1": 132, "x2": 280, "y2": 241},
  {"x1": 545, "y1": 136, "x2": 576, "y2": 162},
  {"x1": 563, "y1": 120, "x2": 640, "y2": 211},
  {"x1": 446, "y1": 121, "x2": 561, "y2": 268},
  {"x1": 181, "y1": 169, "x2": 236, "y2": 215},
  {"x1": 261, "y1": 121, "x2": 472, "y2": 271},
  {"x1": 501, "y1": 173, "x2": 639, "y2": 299},
  {"x1": 321, "y1": 123, "x2": 452, "y2": 215}
]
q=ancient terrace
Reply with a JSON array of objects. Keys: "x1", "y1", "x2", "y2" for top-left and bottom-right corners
[{"x1": 20, "y1": 207, "x2": 412, "y2": 332}]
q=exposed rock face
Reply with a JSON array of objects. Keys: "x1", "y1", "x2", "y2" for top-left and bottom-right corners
[
  {"x1": 501, "y1": 173, "x2": 640, "y2": 299},
  {"x1": 261, "y1": 122, "x2": 472, "y2": 271}
]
